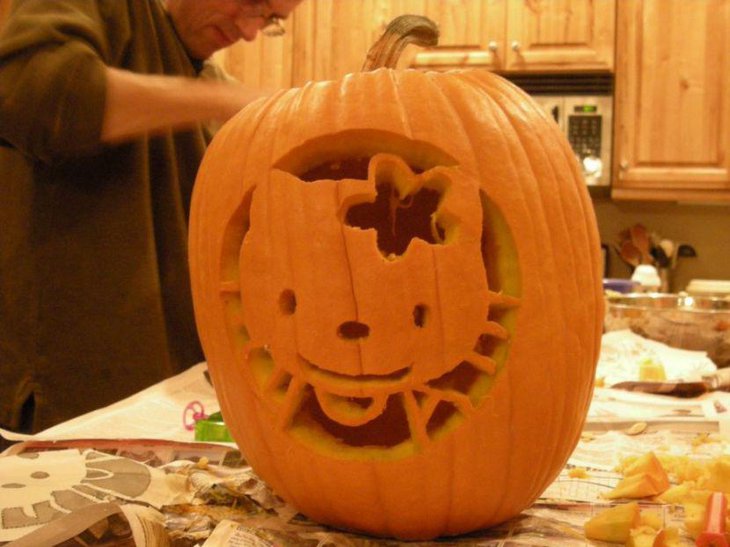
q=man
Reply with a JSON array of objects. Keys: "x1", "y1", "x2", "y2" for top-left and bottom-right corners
[{"x1": 0, "y1": 0, "x2": 303, "y2": 434}]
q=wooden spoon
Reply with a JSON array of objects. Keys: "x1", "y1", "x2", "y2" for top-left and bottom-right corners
[
  {"x1": 618, "y1": 240, "x2": 642, "y2": 267},
  {"x1": 630, "y1": 224, "x2": 652, "y2": 264}
]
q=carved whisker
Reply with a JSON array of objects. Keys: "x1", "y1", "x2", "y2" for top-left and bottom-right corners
[
  {"x1": 486, "y1": 290, "x2": 521, "y2": 309},
  {"x1": 482, "y1": 320, "x2": 509, "y2": 340},
  {"x1": 467, "y1": 352, "x2": 498, "y2": 375}
]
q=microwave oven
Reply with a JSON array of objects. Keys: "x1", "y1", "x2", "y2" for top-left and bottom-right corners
[
  {"x1": 502, "y1": 73, "x2": 614, "y2": 187},
  {"x1": 531, "y1": 95, "x2": 613, "y2": 187}
]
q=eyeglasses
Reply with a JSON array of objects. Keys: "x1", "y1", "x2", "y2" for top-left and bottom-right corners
[
  {"x1": 238, "y1": 0, "x2": 286, "y2": 37},
  {"x1": 260, "y1": 16, "x2": 285, "y2": 37}
]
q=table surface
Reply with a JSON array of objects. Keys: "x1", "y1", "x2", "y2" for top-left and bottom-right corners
[{"x1": 2, "y1": 333, "x2": 730, "y2": 546}]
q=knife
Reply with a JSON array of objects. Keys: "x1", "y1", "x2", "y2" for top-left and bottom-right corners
[{"x1": 611, "y1": 367, "x2": 730, "y2": 397}]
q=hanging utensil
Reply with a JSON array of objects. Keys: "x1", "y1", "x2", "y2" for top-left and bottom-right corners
[
  {"x1": 629, "y1": 224, "x2": 653, "y2": 265},
  {"x1": 618, "y1": 240, "x2": 642, "y2": 268}
]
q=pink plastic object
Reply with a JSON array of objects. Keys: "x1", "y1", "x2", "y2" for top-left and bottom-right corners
[
  {"x1": 183, "y1": 400, "x2": 207, "y2": 431},
  {"x1": 696, "y1": 492, "x2": 728, "y2": 547}
]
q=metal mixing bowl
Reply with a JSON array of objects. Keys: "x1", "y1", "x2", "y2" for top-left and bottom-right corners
[{"x1": 604, "y1": 293, "x2": 730, "y2": 368}]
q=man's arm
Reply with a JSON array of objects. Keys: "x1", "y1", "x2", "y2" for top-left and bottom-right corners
[{"x1": 100, "y1": 67, "x2": 270, "y2": 143}]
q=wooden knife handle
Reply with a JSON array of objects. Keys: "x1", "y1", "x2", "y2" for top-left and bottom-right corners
[{"x1": 702, "y1": 367, "x2": 730, "y2": 391}]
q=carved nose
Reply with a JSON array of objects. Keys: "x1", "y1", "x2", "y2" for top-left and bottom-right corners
[{"x1": 338, "y1": 321, "x2": 370, "y2": 340}]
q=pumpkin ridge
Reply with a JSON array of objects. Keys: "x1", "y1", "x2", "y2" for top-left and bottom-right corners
[
  {"x1": 436, "y1": 71, "x2": 565, "y2": 512},
  {"x1": 530, "y1": 100, "x2": 602, "y2": 446},
  {"x1": 483, "y1": 80, "x2": 574, "y2": 501},
  {"x1": 469, "y1": 71, "x2": 599, "y2": 500},
  {"x1": 336, "y1": 173, "x2": 365, "y2": 377},
  {"x1": 421, "y1": 70, "x2": 479, "y2": 168}
]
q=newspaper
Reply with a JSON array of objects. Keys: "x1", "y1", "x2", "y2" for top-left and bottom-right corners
[
  {"x1": 0, "y1": 446, "x2": 194, "y2": 543},
  {"x1": 6, "y1": 502, "x2": 168, "y2": 547},
  {"x1": 596, "y1": 329, "x2": 718, "y2": 387},
  {"x1": 4, "y1": 426, "x2": 723, "y2": 546},
  {"x1": 0, "y1": 362, "x2": 221, "y2": 445}
]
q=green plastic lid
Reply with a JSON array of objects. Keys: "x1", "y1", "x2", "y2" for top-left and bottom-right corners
[{"x1": 194, "y1": 411, "x2": 234, "y2": 443}]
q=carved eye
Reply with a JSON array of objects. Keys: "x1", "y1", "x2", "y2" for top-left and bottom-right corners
[
  {"x1": 413, "y1": 304, "x2": 428, "y2": 328},
  {"x1": 279, "y1": 289, "x2": 296, "y2": 315},
  {"x1": 342, "y1": 158, "x2": 449, "y2": 259}
]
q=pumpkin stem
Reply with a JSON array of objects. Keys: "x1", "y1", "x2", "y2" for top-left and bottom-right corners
[{"x1": 361, "y1": 15, "x2": 439, "y2": 71}]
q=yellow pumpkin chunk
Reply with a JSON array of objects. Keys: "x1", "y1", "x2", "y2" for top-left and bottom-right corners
[
  {"x1": 638, "y1": 358, "x2": 666, "y2": 381},
  {"x1": 626, "y1": 526, "x2": 660, "y2": 547},
  {"x1": 657, "y1": 482, "x2": 695, "y2": 504},
  {"x1": 568, "y1": 466, "x2": 589, "y2": 479},
  {"x1": 584, "y1": 502, "x2": 641, "y2": 543},
  {"x1": 604, "y1": 473, "x2": 668, "y2": 499},
  {"x1": 683, "y1": 501, "x2": 707, "y2": 539},
  {"x1": 653, "y1": 527, "x2": 682, "y2": 547},
  {"x1": 700, "y1": 457, "x2": 730, "y2": 494},
  {"x1": 624, "y1": 452, "x2": 670, "y2": 479},
  {"x1": 640, "y1": 508, "x2": 664, "y2": 530},
  {"x1": 606, "y1": 452, "x2": 671, "y2": 499}
]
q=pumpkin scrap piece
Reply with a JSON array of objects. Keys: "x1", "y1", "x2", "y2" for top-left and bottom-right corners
[
  {"x1": 584, "y1": 502, "x2": 641, "y2": 543},
  {"x1": 638, "y1": 358, "x2": 667, "y2": 382},
  {"x1": 605, "y1": 452, "x2": 671, "y2": 499},
  {"x1": 702, "y1": 458, "x2": 730, "y2": 494},
  {"x1": 627, "y1": 526, "x2": 681, "y2": 547}
]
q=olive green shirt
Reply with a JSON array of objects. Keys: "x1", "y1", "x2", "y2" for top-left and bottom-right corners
[{"x1": 0, "y1": 0, "x2": 211, "y2": 432}]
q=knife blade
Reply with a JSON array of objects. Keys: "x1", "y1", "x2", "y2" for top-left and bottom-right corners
[{"x1": 611, "y1": 367, "x2": 730, "y2": 397}]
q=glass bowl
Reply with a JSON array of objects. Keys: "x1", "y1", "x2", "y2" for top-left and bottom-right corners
[{"x1": 604, "y1": 293, "x2": 730, "y2": 368}]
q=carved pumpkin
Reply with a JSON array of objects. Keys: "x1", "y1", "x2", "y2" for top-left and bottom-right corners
[{"x1": 189, "y1": 17, "x2": 603, "y2": 540}]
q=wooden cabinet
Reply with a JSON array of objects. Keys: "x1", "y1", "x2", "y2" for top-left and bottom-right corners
[
  {"x1": 502, "y1": 0, "x2": 615, "y2": 72},
  {"x1": 415, "y1": 0, "x2": 616, "y2": 72},
  {"x1": 612, "y1": 0, "x2": 730, "y2": 201},
  {"x1": 219, "y1": 0, "x2": 616, "y2": 88}
]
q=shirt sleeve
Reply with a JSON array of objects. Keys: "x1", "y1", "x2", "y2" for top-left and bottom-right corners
[{"x1": 0, "y1": 0, "x2": 127, "y2": 163}]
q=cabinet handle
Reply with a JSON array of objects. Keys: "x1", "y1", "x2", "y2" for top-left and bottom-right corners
[
  {"x1": 488, "y1": 40, "x2": 499, "y2": 52},
  {"x1": 511, "y1": 41, "x2": 521, "y2": 52},
  {"x1": 620, "y1": 160, "x2": 629, "y2": 170}
]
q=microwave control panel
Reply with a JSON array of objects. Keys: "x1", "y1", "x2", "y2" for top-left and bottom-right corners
[
  {"x1": 568, "y1": 108, "x2": 603, "y2": 157},
  {"x1": 532, "y1": 95, "x2": 613, "y2": 187}
]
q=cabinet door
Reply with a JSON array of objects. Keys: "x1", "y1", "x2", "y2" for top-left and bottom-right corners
[
  {"x1": 408, "y1": 0, "x2": 505, "y2": 71},
  {"x1": 505, "y1": 0, "x2": 615, "y2": 72},
  {"x1": 612, "y1": 0, "x2": 730, "y2": 201}
]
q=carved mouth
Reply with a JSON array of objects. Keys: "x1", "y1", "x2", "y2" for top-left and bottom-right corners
[
  {"x1": 290, "y1": 358, "x2": 493, "y2": 452},
  {"x1": 299, "y1": 357, "x2": 413, "y2": 395},
  {"x1": 246, "y1": 304, "x2": 517, "y2": 459}
]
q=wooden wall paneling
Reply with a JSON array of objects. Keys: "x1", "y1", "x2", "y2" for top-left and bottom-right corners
[
  {"x1": 291, "y1": 0, "x2": 382, "y2": 85},
  {"x1": 218, "y1": 21, "x2": 295, "y2": 90}
]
